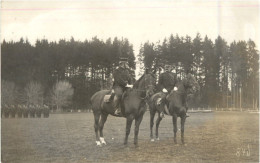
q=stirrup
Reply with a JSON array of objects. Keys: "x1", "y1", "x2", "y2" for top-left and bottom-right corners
[{"x1": 114, "y1": 109, "x2": 121, "y2": 115}]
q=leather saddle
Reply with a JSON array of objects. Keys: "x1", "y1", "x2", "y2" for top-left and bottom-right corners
[{"x1": 103, "y1": 92, "x2": 117, "y2": 103}]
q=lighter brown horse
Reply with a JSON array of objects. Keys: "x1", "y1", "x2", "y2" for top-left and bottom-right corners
[{"x1": 90, "y1": 70, "x2": 156, "y2": 146}]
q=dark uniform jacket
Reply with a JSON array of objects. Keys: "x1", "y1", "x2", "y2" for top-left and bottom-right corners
[
  {"x1": 113, "y1": 67, "x2": 132, "y2": 88},
  {"x1": 157, "y1": 72, "x2": 177, "y2": 92}
]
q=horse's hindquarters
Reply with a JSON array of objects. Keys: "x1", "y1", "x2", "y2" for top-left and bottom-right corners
[{"x1": 91, "y1": 90, "x2": 110, "y2": 112}]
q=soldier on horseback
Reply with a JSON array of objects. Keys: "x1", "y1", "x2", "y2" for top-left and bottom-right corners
[
  {"x1": 157, "y1": 63, "x2": 191, "y2": 117},
  {"x1": 156, "y1": 63, "x2": 177, "y2": 116},
  {"x1": 157, "y1": 63, "x2": 177, "y2": 94},
  {"x1": 108, "y1": 57, "x2": 133, "y2": 115}
]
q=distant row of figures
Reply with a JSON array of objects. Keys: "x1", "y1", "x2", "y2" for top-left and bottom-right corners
[{"x1": 1, "y1": 104, "x2": 50, "y2": 118}]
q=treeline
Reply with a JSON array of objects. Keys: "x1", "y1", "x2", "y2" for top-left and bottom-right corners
[
  {"x1": 138, "y1": 33, "x2": 259, "y2": 109},
  {"x1": 1, "y1": 37, "x2": 135, "y2": 109},
  {"x1": 1, "y1": 34, "x2": 259, "y2": 109}
]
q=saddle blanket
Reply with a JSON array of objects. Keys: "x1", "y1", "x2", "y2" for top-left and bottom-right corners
[{"x1": 104, "y1": 94, "x2": 117, "y2": 103}]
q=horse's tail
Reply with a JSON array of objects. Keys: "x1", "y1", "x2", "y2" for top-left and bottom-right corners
[
  {"x1": 90, "y1": 92, "x2": 98, "y2": 112},
  {"x1": 90, "y1": 90, "x2": 110, "y2": 113}
]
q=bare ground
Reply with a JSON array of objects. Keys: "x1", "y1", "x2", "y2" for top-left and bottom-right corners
[{"x1": 1, "y1": 111, "x2": 259, "y2": 163}]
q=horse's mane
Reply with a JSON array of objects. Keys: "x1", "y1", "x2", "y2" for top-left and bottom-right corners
[
  {"x1": 133, "y1": 74, "x2": 145, "y2": 89},
  {"x1": 173, "y1": 76, "x2": 198, "y2": 95},
  {"x1": 133, "y1": 72, "x2": 156, "y2": 89}
]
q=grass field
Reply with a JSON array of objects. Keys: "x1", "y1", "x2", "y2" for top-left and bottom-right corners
[{"x1": 1, "y1": 111, "x2": 259, "y2": 163}]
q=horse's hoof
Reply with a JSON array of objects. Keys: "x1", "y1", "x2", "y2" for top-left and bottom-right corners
[
  {"x1": 156, "y1": 137, "x2": 160, "y2": 141},
  {"x1": 151, "y1": 138, "x2": 155, "y2": 142},
  {"x1": 175, "y1": 144, "x2": 180, "y2": 146},
  {"x1": 100, "y1": 137, "x2": 106, "y2": 145},
  {"x1": 96, "y1": 141, "x2": 102, "y2": 146},
  {"x1": 183, "y1": 143, "x2": 187, "y2": 146}
]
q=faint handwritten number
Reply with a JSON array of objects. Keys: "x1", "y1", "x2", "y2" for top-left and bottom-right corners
[
  {"x1": 236, "y1": 148, "x2": 241, "y2": 157},
  {"x1": 247, "y1": 144, "x2": 250, "y2": 157},
  {"x1": 236, "y1": 144, "x2": 250, "y2": 157}
]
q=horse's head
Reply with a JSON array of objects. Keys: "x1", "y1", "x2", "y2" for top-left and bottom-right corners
[
  {"x1": 184, "y1": 73, "x2": 200, "y2": 95},
  {"x1": 144, "y1": 70, "x2": 157, "y2": 98},
  {"x1": 134, "y1": 68, "x2": 157, "y2": 99}
]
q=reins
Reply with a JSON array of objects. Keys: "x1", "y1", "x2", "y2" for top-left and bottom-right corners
[{"x1": 132, "y1": 73, "x2": 156, "y2": 101}]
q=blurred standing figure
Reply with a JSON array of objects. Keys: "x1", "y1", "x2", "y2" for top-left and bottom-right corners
[
  {"x1": 23, "y1": 104, "x2": 29, "y2": 118},
  {"x1": 10, "y1": 105, "x2": 16, "y2": 118},
  {"x1": 36, "y1": 105, "x2": 42, "y2": 118},
  {"x1": 17, "y1": 104, "x2": 23, "y2": 118},
  {"x1": 29, "y1": 104, "x2": 35, "y2": 118},
  {"x1": 108, "y1": 57, "x2": 133, "y2": 115},
  {"x1": 4, "y1": 104, "x2": 10, "y2": 118},
  {"x1": 43, "y1": 104, "x2": 50, "y2": 118}
]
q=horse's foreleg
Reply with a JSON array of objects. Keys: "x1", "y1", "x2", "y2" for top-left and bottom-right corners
[
  {"x1": 150, "y1": 110, "x2": 156, "y2": 141},
  {"x1": 134, "y1": 113, "x2": 144, "y2": 145},
  {"x1": 124, "y1": 114, "x2": 134, "y2": 145},
  {"x1": 155, "y1": 112, "x2": 163, "y2": 140},
  {"x1": 94, "y1": 113, "x2": 101, "y2": 146},
  {"x1": 181, "y1": 115, "x2": 186, "y2": 145},
  {"x1": 99, "y1": 113, "x2": 108, "y2": 145},
  {"x1": 172, "y1": 114, "x2": 177, "y2": 144}
]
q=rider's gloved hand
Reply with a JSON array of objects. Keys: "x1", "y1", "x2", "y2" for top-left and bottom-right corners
[
  {"x1": 162, "y1": 88, "x2": 168, "y2": 93},
  {"x1": 173, "y1": 87, "x2": 178, "y2": 91},
  {"x1": 126, "y1": 84, "x2": 133, "y2": 88}
]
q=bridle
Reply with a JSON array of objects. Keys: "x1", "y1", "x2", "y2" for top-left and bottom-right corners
[
  {"x1": 142, "y1": 73, "x2": 156, "y2": 100},
  {"x1": 133, "y1": 73, "x2": 156, "y2": 101}
]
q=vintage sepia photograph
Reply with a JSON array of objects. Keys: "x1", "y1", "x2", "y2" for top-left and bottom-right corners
[{"x1": 1, "y1": 0, "x2": 259, "y2": 162}]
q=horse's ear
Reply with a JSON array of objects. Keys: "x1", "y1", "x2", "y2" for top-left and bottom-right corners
[{"x1": 145, "y1": 68, "x2": 149, "y2": 74}]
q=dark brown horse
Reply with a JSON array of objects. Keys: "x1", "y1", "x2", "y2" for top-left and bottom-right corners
[
  {"x1": 148, "y1": 74, "x2": 199, "y2": 144},
  {"x1": 91, "y1": 70, "x2": 156, "y2": 146}
]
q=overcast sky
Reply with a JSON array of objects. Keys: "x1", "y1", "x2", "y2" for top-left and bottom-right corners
[{"x1": 1, "y1": 0, "x2": 259, "y2": 74}]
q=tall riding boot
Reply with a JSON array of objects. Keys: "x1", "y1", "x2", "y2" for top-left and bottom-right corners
[
  {"x1": 114, "y1": 97, "x2": 122, "y2": 115},
  {"x1": 108, "y1": 92, "x2": 115, "y2": 103}
]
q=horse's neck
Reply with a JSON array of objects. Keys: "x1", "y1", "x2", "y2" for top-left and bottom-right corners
[
  {"x1": 176, "y1": 82, "x2": 186, "y2": 94},
  {"x1": 136, "y1": 83, "x2": 144, "y2": 90},
  {"x1": 133, "y1": 77, "x2": 145, "y2": 90},
  {"x1": 132, "y1": 80, "x2": 146, "y2": 97},
  {"x1": 133, "y1": 75, "x2": 144, "y2": 89}
]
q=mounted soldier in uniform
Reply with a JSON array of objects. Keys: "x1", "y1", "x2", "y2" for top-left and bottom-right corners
[
  {"x1": 108, "y1": 57, "x2": 133, "y2": 115},
  {"x1": 157, "y1": 64, "x2": 177, "y2": 94},
  {"x1": 156, "y1": 63, "x2": 191, "y2": 117}
]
